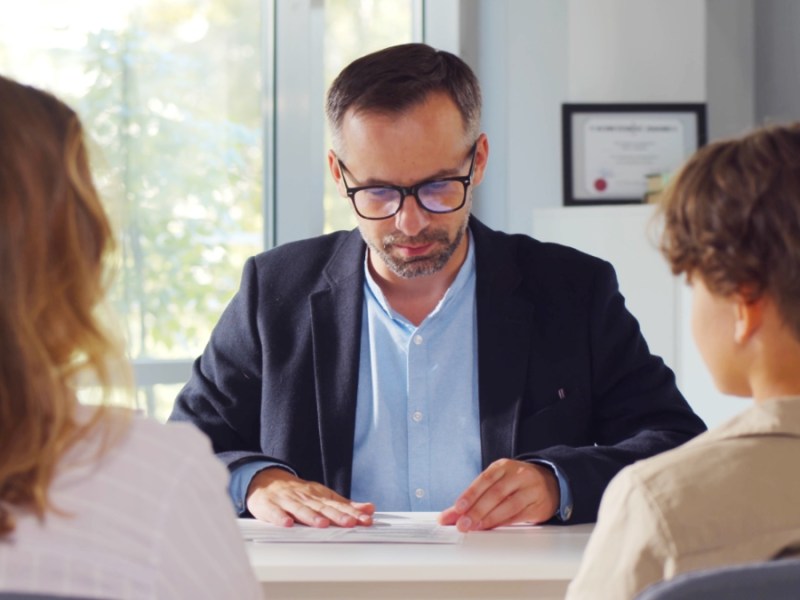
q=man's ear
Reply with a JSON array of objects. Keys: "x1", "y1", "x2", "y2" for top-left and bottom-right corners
[
  {"x1": 733, "y1": 294, "x2": 765, "y2": 344},
  {"x1": 470, "y1": 133, "x2": 490, "y2": 188},
  {"x1": 327, "y1": 150, "x2": 347, "y2": 197}
]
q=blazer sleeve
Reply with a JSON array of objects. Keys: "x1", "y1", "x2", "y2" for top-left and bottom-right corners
[
  {"x1": 169, "y1": 257, "x2": 284, "y2": 471},
  {"x1": 519, "y1": 260, "x2": 706, "y2": 523}
]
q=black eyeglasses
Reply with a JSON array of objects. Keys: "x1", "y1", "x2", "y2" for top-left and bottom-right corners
[{"x1": 337, "y1": 143, "x2": 477, "y2": 220}]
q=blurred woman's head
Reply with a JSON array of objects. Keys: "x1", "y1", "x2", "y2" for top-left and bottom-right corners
[{"x1": 0, "y1": 75, "x2": 122, "y2": 535}]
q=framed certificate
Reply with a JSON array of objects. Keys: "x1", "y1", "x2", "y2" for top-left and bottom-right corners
[{"x1": 562, "y1": 103, "x2": 706, "y2": 206}]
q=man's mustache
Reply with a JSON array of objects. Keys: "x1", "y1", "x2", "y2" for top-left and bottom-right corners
[{"x1": 382, "y1": 229, "x2": 450, "y2": 249}]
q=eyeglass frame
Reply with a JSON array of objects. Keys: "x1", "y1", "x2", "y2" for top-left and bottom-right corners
[{"x1": 336, "y1": 142, "x2": 478, "y2": 220}]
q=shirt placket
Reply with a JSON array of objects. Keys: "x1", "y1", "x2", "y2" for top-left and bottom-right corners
[{"x1": 406, "y1": 324, "x2": 431, "y2": 510}]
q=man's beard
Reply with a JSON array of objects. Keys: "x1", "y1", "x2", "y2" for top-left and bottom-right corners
[{"x1": 367, "y1": 221, "x2": 469, "y2": 279}]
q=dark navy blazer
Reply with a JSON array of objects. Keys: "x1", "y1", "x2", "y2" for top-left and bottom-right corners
[{"x1": 170, "y1": 216, "x2": 706, "y2": 524}]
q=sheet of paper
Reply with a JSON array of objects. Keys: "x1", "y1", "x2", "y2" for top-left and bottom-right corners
[{"x1": 239, "y1": 513, "x2": 463, "y2": 544}]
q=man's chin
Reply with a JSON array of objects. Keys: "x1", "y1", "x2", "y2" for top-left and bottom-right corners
[{"x1": 386, "y1": 254, "x2": 443, "y2": 279}]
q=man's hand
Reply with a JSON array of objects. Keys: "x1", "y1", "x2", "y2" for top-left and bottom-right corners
[
  {"x1": 246, "y1": 468, "x2": 375, "y2": 528},
  {"x1": 438, "y1": 459, "x2": 560, "y2": 532}
]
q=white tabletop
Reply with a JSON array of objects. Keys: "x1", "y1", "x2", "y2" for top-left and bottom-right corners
[{"x1": 243, "y1": 512, "x2": 592, "y2": 598}]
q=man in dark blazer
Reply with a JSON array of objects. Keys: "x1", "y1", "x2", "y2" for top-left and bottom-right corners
[{"x1": 170, "y1": 43, "x2": 705, "y2": 531}]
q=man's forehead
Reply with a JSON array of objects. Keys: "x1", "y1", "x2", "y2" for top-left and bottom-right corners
[
  {"x1": 340, "y1": 99, "x2": 466, "y2": 151},
  {"x1": 339, "y1": 143, "x2": 473, "y2": 188},
  {"x1": 342, "y1": 92, "x2": 464, "y2": 132}
]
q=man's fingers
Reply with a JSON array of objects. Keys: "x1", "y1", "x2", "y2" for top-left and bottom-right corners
[
  {"x1": 351, "y1": 501, "x2": 376, "y2": 515},
  {"x1": 457, "y1": 462, "x2": 517, "y2": 520},
  {"x1": 481, "y1": 488, "x2": 557, "y2": 530},
  {"x1": 438, "y1": 506, "x2": 460, "y2": 525},
  {"x1": 247, "y1": 499, "x2": 295, "y2": 528},
  {"x1": 351, "y1": 502, "x2": 375, "y2": 524},
  {"x1": 352, "y1": 504, "x2": 375, "y2": 525},
  {"x1": 446, "y1": 460, "x2": 560, "y2": 531},
  {"x1": 452, "y1": 460, "x2": 509, "y2": 515},
  {"x1": 264, "y1": 494, "x2": 329, "y2": 528},
  {"x1": 247, "y1": 470, "x2": 375, "y2": 528},
  {"x1": 469, "y1": 490, "x2": 535, "y2": 530},
  {"x1": 305, "y1": 489, "x2": 374, "y2": 525},
  {"x1": 309, "y1": 496, "x2": 375, "y2": 526},
  {"x1": 312, "y1": 501, "x2": 361, "y2": 527}
]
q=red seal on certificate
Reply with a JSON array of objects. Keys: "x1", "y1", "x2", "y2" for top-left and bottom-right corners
[{"x1": 593, "y1": 178, "x2": 608, "y2": 192}]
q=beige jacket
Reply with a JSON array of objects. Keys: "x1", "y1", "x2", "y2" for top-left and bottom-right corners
[{"x1": 566, "y1": 397, "x2": 800, "y2": 600}]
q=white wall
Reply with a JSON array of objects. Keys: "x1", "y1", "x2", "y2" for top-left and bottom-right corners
[
  {"x1": 462, "y1": 0, "x2": 759, "y2": 427},
  {"x1": 467, "y1": 0, "x2": 710, "y2": 223},
  {"x1": 707, "y1": 0, "x2": 755, "y2": 139},
  {"x1": 567, "y1": 0, "x2": 705, "y2": 103},
  {"x1": 465, "y1": 0, "x2": 568, "y2": 229},
  {"x1": 755, "y1": 0, "x2": 800, "y2": 124}
]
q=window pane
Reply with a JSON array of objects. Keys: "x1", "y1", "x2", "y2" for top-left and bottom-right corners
[
  {"x1": 136, "y1": 384, "x2": 187, "y2": 422},
  {"x1": 322, "y1": 0, "x2": 418, "y2": 233},
  {"x1": 0, "y1": 0, "x2": 263, "y2": 361}
]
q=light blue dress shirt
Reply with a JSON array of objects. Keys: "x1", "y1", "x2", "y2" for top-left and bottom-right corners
[{"x1": 349, "y1": 237, "x2": 482, "y2": 510}]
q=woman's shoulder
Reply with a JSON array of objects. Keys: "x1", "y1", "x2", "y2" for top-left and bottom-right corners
[
  {"x1": 116, "y1": 412, "x2": 225, "y2": 476},
  {"x1": 68, "y1": 407, "x2": 227, "y2": 489},
  {"x1": 125, "y1": 412, "x2": 215, "y2": 450}
]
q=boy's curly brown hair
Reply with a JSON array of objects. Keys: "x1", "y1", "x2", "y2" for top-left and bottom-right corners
[{"x1": 659, "y1": 122, "x2": 800, "y2": 340}]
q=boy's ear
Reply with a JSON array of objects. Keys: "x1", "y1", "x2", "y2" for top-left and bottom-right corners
[{"x1": 733, "y1": 294, "x2": 765, "y2": 344}]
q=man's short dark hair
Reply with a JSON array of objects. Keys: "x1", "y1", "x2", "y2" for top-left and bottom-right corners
[
  {"x1": 325, "y1": 43, "x2": 482, "y2": 152},
  {"x1": 659, "y1": 121, "x2": 800, "y2": 341}
]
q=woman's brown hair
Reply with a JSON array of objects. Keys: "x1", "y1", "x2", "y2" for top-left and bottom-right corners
[
  {"x1": 659, "y1": 122, "x2": 800, "y2": 340},
  {"x1": 0, "y1": 76, "x2": 126, "y2": 535}
]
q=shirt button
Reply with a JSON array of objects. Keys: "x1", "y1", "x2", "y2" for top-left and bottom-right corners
[
  {"x1": 415, "y1": 488, "x2": 425, "y2": 499},
  {"x1": 413, "y1": 334, "x2": 423, "y2": 345},
  {"x1": 412, "y1": 411, "x2": 423, "y2": 423}
]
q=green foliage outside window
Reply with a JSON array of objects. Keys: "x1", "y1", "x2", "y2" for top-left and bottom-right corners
[{"x1": 1, "y1": 0, "x2": 263, "y2": 361}]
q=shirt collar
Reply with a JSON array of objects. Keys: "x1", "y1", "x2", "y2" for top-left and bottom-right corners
[{"x1": 363, "y1": 231, "x2": 476, "y2": 325}]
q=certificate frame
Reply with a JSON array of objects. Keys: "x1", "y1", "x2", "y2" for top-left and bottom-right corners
[{"x1": 562, "y1": 103, "x2": 706, "y2": 206}]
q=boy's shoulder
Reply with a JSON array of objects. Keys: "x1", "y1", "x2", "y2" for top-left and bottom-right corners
[{"x1": 616, "y1": 397, "x2": 800, "y2": 556}]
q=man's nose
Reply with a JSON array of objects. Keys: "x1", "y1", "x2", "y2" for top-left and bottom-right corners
[{"x1": 394, "y1": 193, "x2": 430, "y2": 236}]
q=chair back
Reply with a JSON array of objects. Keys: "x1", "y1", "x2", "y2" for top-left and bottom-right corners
[
  {"x1": 0, "y1": 593, "x2": 102, "y2": 600},
  {"x1": 635, "y1": 558, "x2": 800, "y2": 600}
]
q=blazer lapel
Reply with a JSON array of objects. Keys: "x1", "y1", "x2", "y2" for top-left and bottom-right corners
[
  {"x1": 308, "y1": 230, "x2": 366, "y2": 497},
  {"x1": 471, "y1": 218, "x2": 535, "y2": 466}
]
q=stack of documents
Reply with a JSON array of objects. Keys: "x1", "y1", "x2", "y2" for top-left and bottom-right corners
[{"x1": 239, "y1": 512, "x2": 463, "y2": 544}]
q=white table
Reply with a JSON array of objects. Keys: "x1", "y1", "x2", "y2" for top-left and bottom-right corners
[{"x1": 243, "y1": 512, "x2": 593, "y2": 599}]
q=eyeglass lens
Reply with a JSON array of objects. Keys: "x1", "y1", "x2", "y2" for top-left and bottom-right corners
[{"x1": 354, "y1": 180, "x2": 465, "y2": 219}]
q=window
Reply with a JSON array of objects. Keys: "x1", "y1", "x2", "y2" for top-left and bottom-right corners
[
  {"x1": 1, "y1": 0, "x2": 422, "y2": 420},
  {"x1": 1, "y1": 0, "x2": 263, "y2": 419}
]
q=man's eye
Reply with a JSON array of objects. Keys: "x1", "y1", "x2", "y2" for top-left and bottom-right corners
[
  {"x1": 362, "y1": 187, "x2": 398, "y2": 201},
  {"x1": 423, "y1": 181, "x2": 450, "y2": 193}
]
